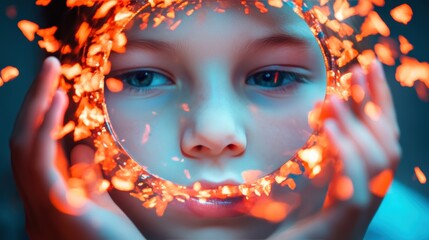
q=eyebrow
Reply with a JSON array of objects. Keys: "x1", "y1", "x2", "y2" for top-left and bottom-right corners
[
  {"x1": 246, "y1": 33, "x2": 311, "y2": 50},
  {"x1": 126, "y1": 32, "x2": 312, "y2": 53}
]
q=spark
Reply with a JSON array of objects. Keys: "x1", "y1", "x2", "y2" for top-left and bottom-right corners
[{"x1": 414, "y1": 167, "x2": 427, "y2": 184}]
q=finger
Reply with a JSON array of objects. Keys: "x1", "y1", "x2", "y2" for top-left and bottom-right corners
[
  {"x1": 367, "y1": 60, "x2": 400, "y2": 137},
  {"x1": 349, "y1": 67, "x2": 401, "y2": 169},
  {"x1": 324, "y1": 118, "x2": 370, "y2": 208},
  {"x1": 70, "y1": 145, "x2": 123, "y2": 214},
  {"x1": 328, "y1": 96, "x2": 389, "y2": 175},
  {"x1": 11, "y1": 57, "x2": 61, "y2": 148},
  {"x1": 33, "y1": 89, "x2": 69, "y2": 186}
]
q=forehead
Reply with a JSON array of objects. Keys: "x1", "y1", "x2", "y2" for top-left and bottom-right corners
[{"x1": 124, "y1": 3, "x2": 317, "y2": 46}]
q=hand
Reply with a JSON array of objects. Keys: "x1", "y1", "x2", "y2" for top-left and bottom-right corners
[
  {"x1": 10, "y1": 57, "x2": 144, "y2": 240},
  {"x1": 269, "y1": 60, "x2": 401, "y2": 239}
]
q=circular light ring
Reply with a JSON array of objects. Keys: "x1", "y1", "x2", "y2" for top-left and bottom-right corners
[{"x1": 62, "y1": 0, "x2": 349, "y2": 215}]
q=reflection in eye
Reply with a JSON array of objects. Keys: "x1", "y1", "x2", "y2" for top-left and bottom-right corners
[
  {"x1": 246, "y1": 70, "x2": 307, "y2": 88},
  {"x1": 116, "y1": 70, "x2": 174, "y2": 91}
]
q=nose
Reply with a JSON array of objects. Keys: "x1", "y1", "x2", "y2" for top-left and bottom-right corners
[{"x1": 181, "y1": 101, "x2": 247, "y2": 159}]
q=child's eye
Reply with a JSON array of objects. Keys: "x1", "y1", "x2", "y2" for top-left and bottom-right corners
[
  {"x1": 246, "y1": 70, "x2": 307, "y2": 88},
  {"x1": 117, "y1": 70, "x2": 174, "y2": 88}
]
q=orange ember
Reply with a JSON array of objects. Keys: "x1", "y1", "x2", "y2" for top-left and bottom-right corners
[
  {"x1": 369, "y1": 169, "x2": 394, "y2": 197},
  {"x1": 398, "y1": 35, "x2": 414, "y2": 55},
  {"x1": 390, "y1": 4, "x2": 413, "y2": 25},
  {"x1": 0, "y1": 66, "x2": 19, "y2": 83},
  {"x1": 414, "y1": 167, "x2": 427, "y2": 184},
  {"x1": 36, "y1": 0, "x2": 52, "y2": 6},
  {"x1": 17, "y1": 20, "x2": 39, "y2": 41},
  {"x1": 333, "y1": 176, "x2": 354, "y2": 201}
]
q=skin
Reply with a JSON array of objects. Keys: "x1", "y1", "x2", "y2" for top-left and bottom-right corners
[
  {"x1": 10, "y1": 3, "x2": 400, "y2": 240},
  {"x1": 105, "y1": 5, "x2": 327, "y2": 238}
]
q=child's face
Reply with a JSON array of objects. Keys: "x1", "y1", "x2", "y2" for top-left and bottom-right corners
[{"x1": 105, "y1": 3, "x2": 327, "y2": 238}]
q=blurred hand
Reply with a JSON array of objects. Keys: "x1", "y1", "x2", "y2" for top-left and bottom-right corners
[
  {"x1": 269, "y1": 60, "x2": 401, "y2": 240},
  {"x1": 10, "y1": 57, "x2": 144, "y2": 240}
]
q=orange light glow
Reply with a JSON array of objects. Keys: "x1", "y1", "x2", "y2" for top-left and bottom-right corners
[
  {"x1": 35, "y1": 0, "x2": 51, "y2": 6},
  {"x1": 181, "y1": 103, "x2": 190, "y2": 112},
  {"x1": 249, "y1": 199, "x2": 290, "y2": 223},
  {"x1": 111, "y1": 176, "x2": 135, "y2": 191},
  {"x1": 364, "y1": 101, "x2": 382, "y2": 121},
  {"x1": 333, "y1": 176, "x2": 353, "y2": 201},
  {"x1": 414, "y1": 167, "x2": 427, "y2": 184},
  {"x1": 268, "y1": 0, "x2": 283, "y2": 8},
  {"x1": 141, "y1": 124, "x2": 151, "y2": 144},
  {"x1": 398, "y1": 35, "x2": 413, "y2": 55},
  {"x1": 351, "y1": 84, "x2": 365, "y2": 103},
  {"x1": 298, "y1": 146, "x2": 322, "y2": 169},
  {"x1": 357, "y1": 11, "x2": 390, "y2": 41},
  {"x1": 374, "y1": 43, "x2": 395, "y2": 66},
  {"x1": 17, "y1": 20, "x2": 39, "y2": 41},
  {"x1": 242, "y1": 170, "x2": 263, "y2": 184},
  {"x1": 6, "y1": 5, "x2": 17, "y2": 19},
  {"x1": 390, "y1": 4, "x2": 413, "y2": 25},
  {"x1": 396, "y1": 57, "x2": 429, "y2": 88},
  {"x1": 54, "y1": 121, "x2": 76, "y2": 140},
  {"x1": 105, "y1": 77, "x2": 124, "y2": 93},
  {"x1": 369, "y1": 169, "x2": 394, "y2": 197},
  {"x1": 93, "y1": 0, "x2": 118, "y2": 19},
  {"x1": 0, "y1": 66, "x2": 19, "y2": 83}
]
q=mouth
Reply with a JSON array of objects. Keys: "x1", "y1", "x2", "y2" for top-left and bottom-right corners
[{"x1": 173, "y1": 180, "x2": 258, "y2": 218}]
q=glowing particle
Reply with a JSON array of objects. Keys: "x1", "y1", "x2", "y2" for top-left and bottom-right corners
[
  {"x1": 54, "y1": 121, "x2": 76, "y2": 140},
  {"x1": 415, "y1": 167, "x2": 427, "y2": 184},
  {"x1": 334, "y1": 176, "x2": 353, "y2": 201},
  {"x1": 374, "y1": 43, "x2": 395, "y2": 66},
  {"x1": 0, "y1": 66, "x2": 19, "y2": 83},
  {"x1": 357, "y1": 11, "x2": 390, "y2": 41},
  {"x1": 298, "y1": 146, "x2": 322, "y2": 169},
  {"x1": 94, "y1": 0, "x2": 117, "y2": 19},
  {"x1": 97, "y1": 179, "x2": 111, "y2": 193},
  {"x1": 141, "y1": 124, "x2": 151, "y2": 144},
  {"x1": 5, "y1": 5, "x2": 17, "y2": 19},
  {"x1": 184, "y1": 169, "x2": 191, "y2": 179},
  {"x1": 75, "y1": 22, "x2": 91, "y2": 47},
  {"x1": 105, "y1": 77, "x2": 123, "y2": 93},
  {"x1": 38, "y1": 38, "x2": 61, "y2": 53},
  {"x1": 395, "y1": 57, "x2": 429, "y2": 88},
  {"x1": 221, "y1": 186, "x2": 232, "y2": 195},
  {"x1": 281, "y1": 178, "x2": 296, "y2": 190},
  {"x1": 311, "y1": 165, "x2": 322, "y2": 178},
  {"x1": 17, "y1": 20, "x2": 39, "y2": 41},
  {"x1": 111, "y1": 176, "x2": 135, "y2": 191},
  {"x1": 357, "y1": 49, "x2": 376, "y2": 68},
  {"x1": 36, "y1": 0, "x2": 51, "y2": 6},
  {"x1": 249, "y1": 199, "x2": 290, "y2": 223},
  {"x1": 390, "y1": 4, "x2": 413, "y2": 25},
  {"x1": 415, "y1": 82, "x2": 429, "y2": 102},
  {"x1": 364, "y1": 101, "x2": 381, "y2": 121},
  {"x1": 181, "y1": 103, "x2": 190, "y2": 112},
  {"x1": 398, "y1": 35, "x2": 413, "y2": 55},
  {"x1": 112, "y1": 32, "x2": 127, "y2": 53},
  {"x1": 170, "y1": 20, "x2": 182, "y2": 31},
  {"x1": 369, "y1": 169, "x2": 393, "y2": 197},
  {"x1": 351, "y1": 84, "x2": 365, "y2": 103},
  {"x1": 114, "y1": 8, "x2": 133, "y2": 22},
  {"x1": 268, "y1": 0, "x2": 283, "y2": 8},
  {"x1": 241, "y1": 170, "x2": 263, "y2": 184},
  {"x1": 193, "y1": 182, "x2": 202, "y2": 191}
]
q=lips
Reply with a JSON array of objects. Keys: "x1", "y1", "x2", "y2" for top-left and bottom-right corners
[{"x1": 172, "y1": 180, "x2": 257, "y2": 218}]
